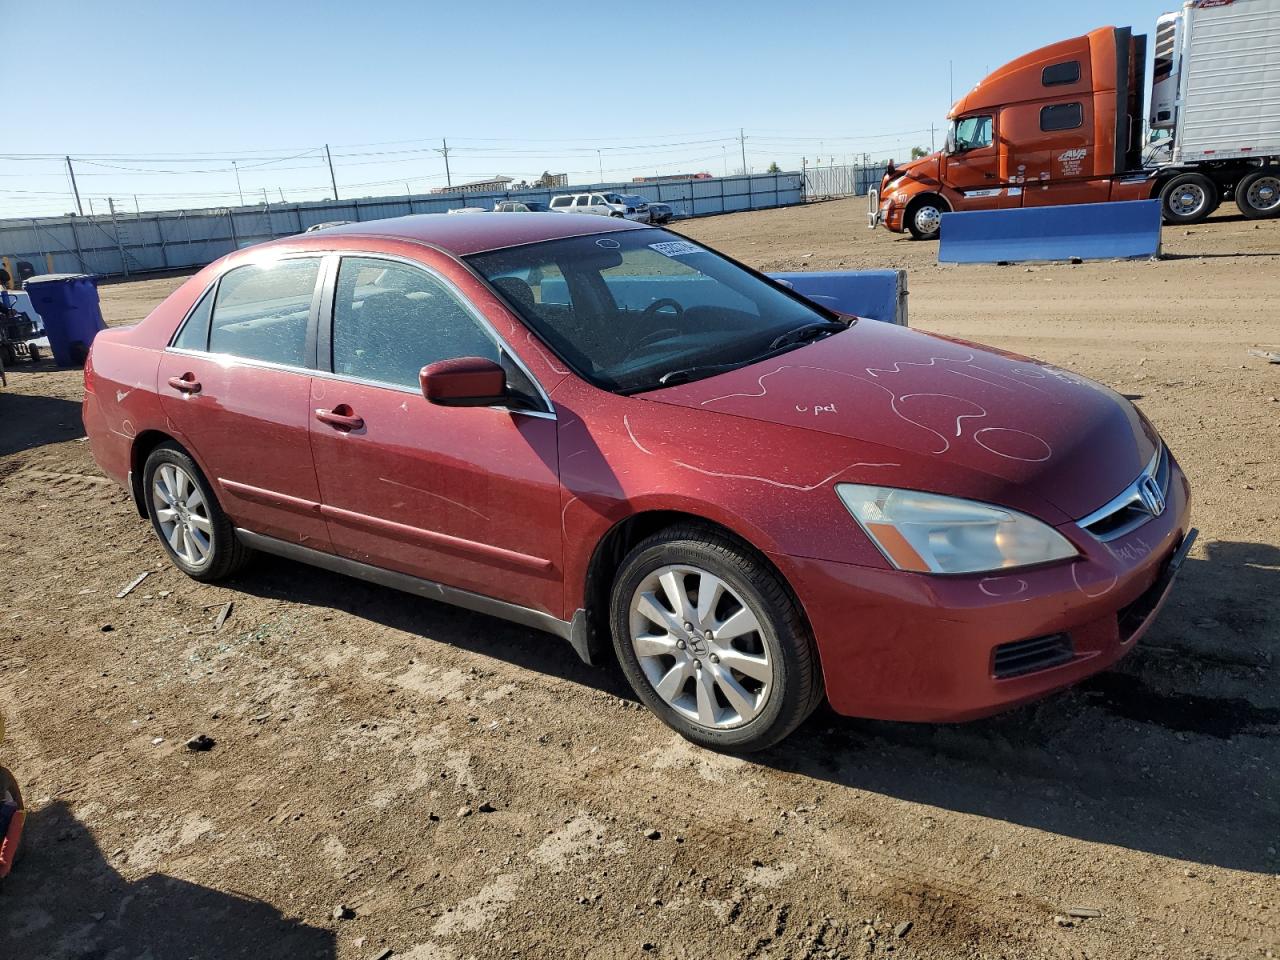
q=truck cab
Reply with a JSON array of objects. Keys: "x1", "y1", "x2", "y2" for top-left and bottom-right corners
[
  {"x1": 871, "y1": 2, "x2": 1280, "y2": 239},
  {"x1": 870, "y1": 27, "x2": 1149, "y2": 239}
]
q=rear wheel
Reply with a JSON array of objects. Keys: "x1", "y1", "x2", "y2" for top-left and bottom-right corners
[
  {"x1": 1160, "y1": 172, "x2": 1218, "y2": 225},
  {"x1": 1234, "y1": 169, "x2": 1280, "y2": 219},
  {"x1": 609, "y1": 525, "x2": 823, "y2": 752},
  {"x1": 905, "y1": 197, "x2": 946, "y2": 240},
  {"x1": 143, "y1": 443, "x2": 253, "y2": 581}
]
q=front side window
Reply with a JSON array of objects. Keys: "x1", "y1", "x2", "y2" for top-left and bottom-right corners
[
  {"x1": 951, "y1": 115, "x2": 993, "y2": 152},
  {"x1": 208, "y1": 258, "x2": 320, "y2": 366},
  {"x1": 1041, "y1": 102, "x2": 1083, "y2": 132},
  {"x1": 468, "y1": 229, "x2": 840, "y2": 394},
  {"x1": 331, "y1": 257, "x2": 499, "y2": 389}
]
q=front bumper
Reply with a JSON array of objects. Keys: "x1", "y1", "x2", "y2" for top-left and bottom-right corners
[{"x1": 777, "y1": 457, "x2": 1194, "y2": 722}]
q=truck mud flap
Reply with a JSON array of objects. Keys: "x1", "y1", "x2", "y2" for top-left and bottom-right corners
[
  {"x1": 769, "y1": 269, "x2": 908, "y2": 326},
  {"x1": 937, "y1": 200, "x2": 1162, "y2": 264}
]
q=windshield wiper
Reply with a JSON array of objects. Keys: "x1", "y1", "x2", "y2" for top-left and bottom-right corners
[
  {"x1": 654, "y1": 321, "x2": 848, "y2": 389},
  {"x1": 766, "y1": 320, "x2": 847, "y2": 351}
]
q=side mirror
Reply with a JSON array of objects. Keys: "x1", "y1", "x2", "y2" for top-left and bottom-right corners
[{"x1": 420, "y1": 357, "x2": 507, "y2": 407}]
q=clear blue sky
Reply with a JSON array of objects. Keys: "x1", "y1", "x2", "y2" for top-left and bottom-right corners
[{"x1": 4, "y1": 0, "x2": 1175, "y2": 217}]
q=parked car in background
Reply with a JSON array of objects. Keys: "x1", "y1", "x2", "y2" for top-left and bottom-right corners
[
  {"x1": 494, "y1": 200, "x2": 551, "y2": 212},
  {"x1": 82, "y1": 213, "x2": 1194, "y2": 752},
  {"x1": 303, "y1": 221, "x2": 352, "y2": 233},
  {"x1": 645, "y1": 200, "x2": 674, "y2": 224},
  {"x1": 615, "y1": 195, "x2": 653, "y2": 223},
  {"x1": 548, "y1": 193, "x2": 646, "y2": 220}
]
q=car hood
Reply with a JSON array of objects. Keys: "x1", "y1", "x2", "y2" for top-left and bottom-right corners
[{"x1": 642, "y1": 321, "x2": 1157, "y2": 521}]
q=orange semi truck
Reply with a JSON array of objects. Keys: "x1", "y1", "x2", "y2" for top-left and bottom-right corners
[{"x1": 869, "y1": 0, "x2": 1280, "y2": 240}]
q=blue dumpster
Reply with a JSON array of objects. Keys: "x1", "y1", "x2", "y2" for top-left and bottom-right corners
[{"x1": 22, "y1": 274, "x2": 106, "y2": 367}]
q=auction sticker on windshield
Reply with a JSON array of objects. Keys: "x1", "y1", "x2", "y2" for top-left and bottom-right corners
[{"x1": 649, "y1": 240, "x2": 702, "y2": 257}]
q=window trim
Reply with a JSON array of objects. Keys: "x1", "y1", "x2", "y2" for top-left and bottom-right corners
[
  {"x1": 1041, "y1": 60, "x2": 1081, "y2": 87},
  {"x1": 322, "y1": 251, "x2": 555, "y2": 417},
  {"x1": 1039, "y1": 101, "x2": 1084, "y2": 132}
]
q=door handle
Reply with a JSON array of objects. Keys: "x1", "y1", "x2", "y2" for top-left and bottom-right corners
[
  {"x1": 984, "y1": 172, "x2": 996, "y2": 179},
  {"x1": 315, "y1": 406, "x2": 365, "y2": 431},
  {"x1": 167, "y1": 373, "x2": 201, "y2": 394}
]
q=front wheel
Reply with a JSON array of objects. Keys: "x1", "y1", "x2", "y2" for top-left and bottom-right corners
[
  {"x1": 143, "y1": 443, "x2": 253, "y2": 581},
  {"x1": 1160, "y1": 173, "x2": 1218, "y2": 225},
  {"x1": 1234, "y1": 169, "x2": 1280, "y2": 219},
  {"x1": 906, "y1": 198, "x2": 946, "y2": 240},
  {"x1": 609, "y1": 525, "x2": 823, "y2": 752}
]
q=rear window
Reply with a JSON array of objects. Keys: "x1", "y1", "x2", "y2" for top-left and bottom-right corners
[
  {"x1": 1040, "y1": 102, "x2": 1083, "y2": 132},
  {"x1": 207, "y1": 258, "x2": 319, "y2": 367},
  {"x1": 550, "y1": 197, "x2": 571, "y2": 208},
  {"x1": 1042, "y1": 61, "x2": 1080, "y2": 86}
]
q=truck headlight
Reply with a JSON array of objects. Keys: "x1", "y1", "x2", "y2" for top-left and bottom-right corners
[{"x1": 836, "y1": 484, "x2": 1077, "y2": 575}]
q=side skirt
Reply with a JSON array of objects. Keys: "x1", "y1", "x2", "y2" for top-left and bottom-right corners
[{"x1": 235, "y1": 528, "x2": 589, "y2": 655}]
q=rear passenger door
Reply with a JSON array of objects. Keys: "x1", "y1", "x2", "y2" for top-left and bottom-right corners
[
  {"x1": 158, "y1": 255, "x2": 332, "y2": 548},
  {"x1": 307, "y1": 254, "x2": 563, "y2": 617}
]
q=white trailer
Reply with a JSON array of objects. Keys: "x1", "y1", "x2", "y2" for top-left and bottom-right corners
[{"x1": 1146, "y1": 0, "x2": 1280, "y2": 218}]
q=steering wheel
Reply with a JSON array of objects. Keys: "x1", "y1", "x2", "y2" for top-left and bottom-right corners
[
  {"x1": 625, "y1": 299, "x2": 686, "y2": 357},
  {"x1": 642, "y1": 297, "x2": 685, "y2": 322}
]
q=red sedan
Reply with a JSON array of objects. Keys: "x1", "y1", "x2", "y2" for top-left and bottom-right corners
[{"x1": 82, "y1": 214, "x2": 1194, "y2": 751}]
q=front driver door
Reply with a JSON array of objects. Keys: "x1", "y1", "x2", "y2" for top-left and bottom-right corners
[
  {"x1": 308, "y1": 254, "x2": 563, "y2": 617},
  {"x1": 943, "y1": 114, "x2": 1005, "y2": 209}
]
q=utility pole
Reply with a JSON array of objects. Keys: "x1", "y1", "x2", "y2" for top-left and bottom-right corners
[
  {"x1": 949, "y1": 60, "x2": 954, "y2": 108},
  {"x1": 437, "y1": 138, "x2": 452, "y2": 188},
  {"x1": 324, "y1": 143, "x2": 340, "y2": 200},
  {"x1": 279, "y1": 187, "x2": 286, "y2": 203},
  {"x1": 133, "y1": 194, "x2": 141, "y2": 216},
  {"x1": 722, "y1": 145, "x2": 728, "y2": 177},
  {"x1": 930, "y1": 124, "x2": 936, "y2": 152},
  {"x1": 596, "y1": 149, "x2": 603, "y2": 183},
  {"x1": 108, "y1": 197, "x2": 129, "y2": 278},
  {"x1": 232, "y1": 160, "x2": 244, "y2": 206},
  {"x1": 66, "y1": 156, "x2": 83, "y2": 216},
  {"x1": 739, "y1": 128, "x2": 747, "y2": 176}
]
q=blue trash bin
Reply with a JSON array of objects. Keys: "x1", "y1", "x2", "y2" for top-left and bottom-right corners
[{"x1": 22, "y1": 273, "x2": 106, "y2": 367}]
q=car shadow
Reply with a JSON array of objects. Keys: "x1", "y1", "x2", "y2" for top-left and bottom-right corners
[
  {"x1": 229, "y1": 540, "x2": 1277, "y2": 875},
  {"x1": 0, "y1": 383, "x2": 85, "y2": 457},
  {"x1": 755, "y1": 541, "x2": 1280, "y2": 875},
  {"x1": 1, "y1": 801, "x2": 334, "y2": 959}
]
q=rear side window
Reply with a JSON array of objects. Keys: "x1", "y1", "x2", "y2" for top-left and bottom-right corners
[
  {"x1": 208, "y1": 258, "x2": 320, "y2": 366},
  {"x1": 1040, "y1": 102, "x2": 1083, "y2": 131},
  {"x1": 172, "y1": 286, "x2": 214, "y2": 350},
  {"x1": 550, "y1": 197, "x2": 571, "y2": 208},
  {"x1": 574, "y1": 196, "x2": 590, "y2": 207},
  {"x1": 331, "y1": 257, "x2": 499, "y2": 388},
  {"x1": 1042, "y1": 61, "x2": 1080, "y2": 86}
]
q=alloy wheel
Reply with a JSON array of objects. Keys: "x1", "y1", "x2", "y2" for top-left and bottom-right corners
[
  {"x1": 628, "y1": 564, "x2": 775, "y2": 729},
  {"x1": 152, "y1": 462, "x2": 213, "y2": 566}
]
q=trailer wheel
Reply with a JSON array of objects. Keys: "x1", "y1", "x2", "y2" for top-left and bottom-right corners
[
  {"x1": 1234, "y1": 169, "x2": 1280, "y2": 219},
  {"x1": 1160, "y1": 173, "x2": 1217, "y2": 225},
  {"x1": 905, "y1": 196, "x2": 947, "y2": 241}
]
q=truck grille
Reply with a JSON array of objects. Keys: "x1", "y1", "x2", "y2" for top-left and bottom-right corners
[{"x1": 993, "y1": 633, "x2": 1074, "y2": 679}]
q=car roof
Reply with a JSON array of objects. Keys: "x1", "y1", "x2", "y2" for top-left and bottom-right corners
[{"x1": 282, "y1": 211, "x2": 649, "y2": 257}]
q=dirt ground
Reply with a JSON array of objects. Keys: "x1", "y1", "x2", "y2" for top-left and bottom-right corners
[{"x1": 1, "y1": 199, "x2": 1277, "y2": 959}]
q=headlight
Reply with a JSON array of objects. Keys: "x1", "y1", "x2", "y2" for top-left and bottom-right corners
[{"x1": 836, "y1": 484, "x2": 1077, "y2": 575}]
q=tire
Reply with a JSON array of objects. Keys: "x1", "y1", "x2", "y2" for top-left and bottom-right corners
[
  {"x1": 142, "y1": 442, "x2": 253, "y2": 581},
  {"x1": 1160, "y1": 172, "x2": 1218, "y2": 225},
  {"x1": 1234, "y1": 169, "x2": 1280, "y2": 219},
  {"x1": 905, "y1": 197, "x2": 946, "y2": 241},
  {"x1": 609, "y1": 524, "x2": 823, "y2": 752},
  {"x1": 25, "y1": 344, "x2": 39, "y2": 363}
]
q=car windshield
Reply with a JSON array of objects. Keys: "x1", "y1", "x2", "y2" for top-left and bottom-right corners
[
  {"x1": 466, "y1": 229, "x2": 841, "y2": 394},
  {"x1": 620, "y1": 195, "x2": 648, "y2": 204}
]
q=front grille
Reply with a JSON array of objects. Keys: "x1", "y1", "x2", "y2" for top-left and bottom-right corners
[
  {"x1": 993, "y1": 633, "x2": 1074, "y2": 679},
  {"x1": 1079, "y1": 445, "x2": 1170, "y2": 542}
]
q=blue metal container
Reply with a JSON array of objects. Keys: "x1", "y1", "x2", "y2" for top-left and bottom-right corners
[{"x1": 22, "y1": 273, "x2": 106, "y2": 366}]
